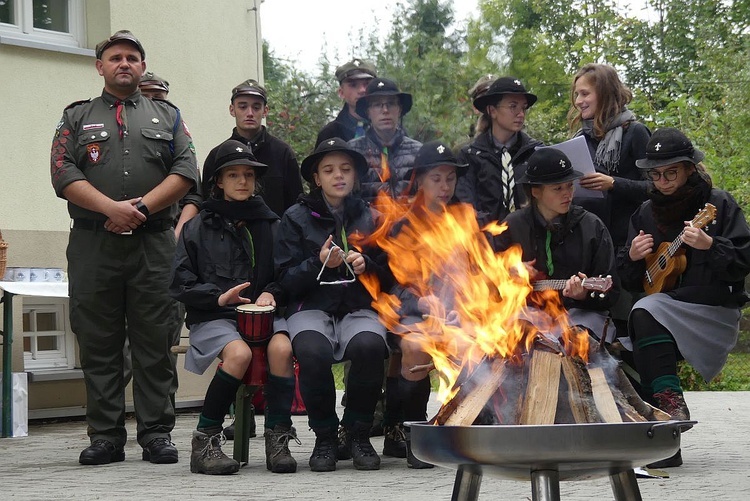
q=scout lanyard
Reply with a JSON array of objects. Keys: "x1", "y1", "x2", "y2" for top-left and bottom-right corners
[{"x1": 243, "y1": 227, "x2": 256, "y2": 268}]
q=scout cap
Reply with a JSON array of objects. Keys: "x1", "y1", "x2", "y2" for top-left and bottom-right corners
[
  {"x1": 519, "y1": 148, "x2": 583, "y2": 185},
  {"x1": 635, "y1": 128, "x2": 705, "y2": 170},
  {"x1": 473, "y1": 76, "x2": 538, "y2": 112},
  {"x1": 335, "y1": 58, "x2": 377, "y2": 83},
  {"x1": 405, "y1": 140, "x2": 468, "y2": 180},
  {"x1": 231, "y1": 79, "x2": 267, "y2": 104},
  {"x1": 300, "y1": 137, "x2": 369, "y2": 183},
  {"x1": 139, "y1": 71, "x2": 169, "y2": 93},
  {"x1": 355, "y1": 78, "x2": 413, "y2": 118},
  {"x1": 96, "y1": 30, "x2": 145, "y2": 60},
  {"x1": 213, "y1": 139, "x2": 268, "y2": 179}
]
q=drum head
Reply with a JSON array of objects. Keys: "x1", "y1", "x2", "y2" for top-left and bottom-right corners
[{"x1": 236, "y1": 304, "x2": 276, "y2": 313}]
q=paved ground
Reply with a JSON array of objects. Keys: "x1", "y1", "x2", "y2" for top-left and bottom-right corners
[{"x1": 0, "y1": 391, "x2": 748, "y2": 500}]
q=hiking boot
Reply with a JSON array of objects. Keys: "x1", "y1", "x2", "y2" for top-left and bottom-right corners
[
  {"x1": 346, "y1": 421, "x2": 381, "y2": 471},
  {"x1": 382, "y1": 424, "x2": 407, "y2": 458},
  {"x1": 264, "y1": 425, "x2": 300, "y2": 473},
  {"x1": 336, "y1": 424, "x2": 352, "y2": 460},
  {"x1": 79, "y1": 439, "x2": 125, "y2": 465},
  {"x1": 653, "y1": 389, "x2": 692, "y2": 430},
  {"x1": 310, "y1": 427, "x2": 338, "y2": 472},
  {"x1": 190, "y1": 428, "x2": 240, "y2": 475},
  {"x1": 647, "y1": 448, "x2": 683, "y2": 469},
  {"x1": 142, "y1": 437, "x2": 179, "y2": 464}
]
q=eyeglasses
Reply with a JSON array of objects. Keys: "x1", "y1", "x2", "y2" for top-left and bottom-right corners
[
  {"x1": 495, "y1": 103, "x2": 529, "y2": 114},
  {"x1": 647, "y1": 168, "x2": 681, "y2": 182},
  {"x1": 368, "y1": 100, "x2": 400, "y2": 111},
  {"x1": 317, "y1": 243, "x2": 357, "y2": 285}
]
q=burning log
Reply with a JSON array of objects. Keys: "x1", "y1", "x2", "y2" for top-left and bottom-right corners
[
  {"x1": 434, "y1": 358, "x2": 508, "y2": 426},
  {"x1": 613, "y1": 364, "x2": 670, "y2": 422},
  {"x1": 589, "y1": 367, "x2": 622, "y2": 423},
  {"x1": 560, "y1": 356, "x2": 603, "y2": 424}
]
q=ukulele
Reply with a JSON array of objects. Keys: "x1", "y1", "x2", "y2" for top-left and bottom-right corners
[
  {"x1": 643, "y1": 203, "x2": 717, "y2": 295},
  {"x1": 532, "y1": 276, "x2": 613, "y2": 297}
]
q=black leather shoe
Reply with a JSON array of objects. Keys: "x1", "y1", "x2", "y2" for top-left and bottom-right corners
[
  {"x1": 142, "y1": 437, "x2": 179, "y2": 464},
  {"x1": 79, "y1": 439, "x2": 125, "y2": 465}
]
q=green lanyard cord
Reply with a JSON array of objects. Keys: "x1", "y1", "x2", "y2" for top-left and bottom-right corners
[
  {"x1": 339, "y1": 226, "x2": 349, "y2": 253},
  {"x1": 243, "y1": 227, "x2": 256, "y2": 269},
  {"x1": 545, "y1": 229, "x2": 554, "y2": 276}
]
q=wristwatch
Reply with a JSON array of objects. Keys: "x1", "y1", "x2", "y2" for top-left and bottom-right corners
[{"x1": 135, "y1": 201, "x2": 150, "y2": 218}]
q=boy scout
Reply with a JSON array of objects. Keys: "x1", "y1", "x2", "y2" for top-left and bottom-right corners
[{"x1": 50, "y1": 30, "x2": 199, "y2": 466}]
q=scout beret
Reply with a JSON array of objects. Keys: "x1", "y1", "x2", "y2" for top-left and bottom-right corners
[
  {"x1": 300, "y1": 137, "x2": 369, "y2": 183},
  {"x1": 335, "y1": 59, "x2": 377, "y2": 83},
  {"x1": 635, "y1": 128, "x2": 705, "y2": 170},
  {"x1": 231, "y1": 79, "x2": 267, "y2": 103},
  {"x1": 519, "y1": 148, "x2": 583, "y2": 185},
  {"x1": 96, "y1": 30, "x2": 145, "y2": 60},
  {"x1": 473, "y1": 77, "x2": 538, "y2": 112},
  {"x1": 139, "y1": 71, "x2": 169, "y2": 93}
]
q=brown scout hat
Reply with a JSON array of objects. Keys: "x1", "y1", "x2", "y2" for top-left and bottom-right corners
[
  {"x1": 96, "y1": 30, "x2": 145, "y2": 60},
  {"x1": 335, "y1": 59, "x2": 377, "y2": 83}
]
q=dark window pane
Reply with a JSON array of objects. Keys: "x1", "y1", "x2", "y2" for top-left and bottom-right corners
[
  {"x1": 36, "y1": 311, "x2": 58, "y2": 331},
  {"x1": 33, "y1": 0, "x2": 68, "y2": 32},
  {"x1": 0, "y1": 0, "x2": 13, "y2": 25},
  {"x1": 37, "y1": 335, "x2": 59, "y2": 351},
  {"x1": 23, "y1": 337, "x2": 31, "y2": 352}
]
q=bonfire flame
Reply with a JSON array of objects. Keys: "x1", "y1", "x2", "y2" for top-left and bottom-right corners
[{"x1": 355, "y1": 191, "x2": 589, "y2": 404}]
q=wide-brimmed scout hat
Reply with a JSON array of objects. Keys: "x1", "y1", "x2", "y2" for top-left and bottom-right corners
[
  {"x1": 335, "y1": 58, "x2": 377, "y2": 83},
  {"x1": 231, "y1": 79, "x2": 267, "y2": 104},
  {"x1": 469, "y1": 74, "x2": 497, "y2": 101},
  {"x1": 519, "y1": 148, "x2": 583, "y2": 185},
  {"x1": 472, "y1": 76, "x2": 538, "y2": 112},
  {"x1": 213, "y1": 139, "x2": 268, "y2": 180},
  {"x1": 139, "y1": 71, "x2": 169, "y2": 93},
  {"x1": 96, "y1": 30, "x2": 145, "y2": 60},
  {"x1": 635, "y1": 127, "x2": 705, "y2": 170},
  {"x1": 405, "y1": 140, "x2": 469, "y2": 180},
  {"x1": 355, "y1": 78, "x2": 413, "y2": 118},
  {"x1": 300, "y1": 137, "x2": 369, "y2": 183}
]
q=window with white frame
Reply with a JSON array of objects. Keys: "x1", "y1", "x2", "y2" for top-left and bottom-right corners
[
  {"x1": 22, "y1": 298, "x2": 75, "y2": 371},
  {"x1": 0, "y1": 0, "x2": 85, "y2": 48}
]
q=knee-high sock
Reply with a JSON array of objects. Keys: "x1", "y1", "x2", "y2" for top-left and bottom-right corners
[
  {"x1": 264, "y1": 373, "x2": 295, "y2": 429},
  {"x1": 382, "y1": 376, "x2": 401, "y2": 427},
  {"x1": 630, "y1": 308, "x2": 680, "y2": 395},
  {"x1": 198, "y1": 367, "x2": 241, "y2": 431}
]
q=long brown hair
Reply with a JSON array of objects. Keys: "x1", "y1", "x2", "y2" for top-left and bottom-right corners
[{"x1": 567, "y1": 63, "x2": 633, "y2": 140}]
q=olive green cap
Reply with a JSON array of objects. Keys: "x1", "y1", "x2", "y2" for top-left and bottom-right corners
[
  {"x1": 139, "y1": 71, "x2": 169, "y2": 93},
  {"x1": 335, "y1": 58, "x2": 377, "y2": 84},
  {"x1": 96, "y1": 30, "x2": 145, "y2": 60}
]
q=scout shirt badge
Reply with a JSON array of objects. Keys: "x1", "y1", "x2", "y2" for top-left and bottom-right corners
[{"x1": 87, "y1": 143, "x2": 101, "y2": 163}]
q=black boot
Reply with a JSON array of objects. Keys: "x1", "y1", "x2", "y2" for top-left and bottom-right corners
[
  {"x1": 309, "y1": 426, "x2": 338, "y2": 472},
  {"x1": 405, "y1": 427, "x2": 434, "y2": 469},
  {"x1": 345, "y1": 421, "x2": 381, "y2": 470},
  {"x1": 382, "y1": 423, "x2": 407, "y2": 458}
]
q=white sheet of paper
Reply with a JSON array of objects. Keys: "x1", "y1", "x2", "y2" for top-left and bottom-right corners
[{"x1": 537, "y1": 136, "x2": 603, "y2": 199}]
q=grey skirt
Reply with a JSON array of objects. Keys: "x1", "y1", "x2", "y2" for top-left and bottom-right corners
[
  {"x1": 630, "y1": 293, "x2": 740, "y2": 382},
  {"x1": 185, "y1": 316, "x2": 288, "y2": 375},
  {"x1": 287, "y1": 309, "x2": 386, "y2": 362}
]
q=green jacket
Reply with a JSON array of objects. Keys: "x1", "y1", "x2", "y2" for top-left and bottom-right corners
[{"x1": 51, "y1": 89, "x2": 199, "y2": 221}]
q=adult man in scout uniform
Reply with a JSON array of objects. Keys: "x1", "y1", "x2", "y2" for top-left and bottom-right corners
[
  {"x1": 50, "y1": 30, "x2": 200, "y2": 466},
  {"x1": 201, "y1": 79, "x2": 303, "y2": 218},
  {"x1": 315, "y1": 58, "x2": 377, "y2": 146},
  {"x1": 139, "y1": 71, "x2": 170, "y2": 100}
]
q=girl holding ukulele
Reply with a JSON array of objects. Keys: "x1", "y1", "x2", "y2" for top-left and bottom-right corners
[{"x1": 618, "y1": 128, "x2": 750, "y2": 467}]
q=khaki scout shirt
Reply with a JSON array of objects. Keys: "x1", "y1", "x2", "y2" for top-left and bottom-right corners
[{"x1": 51, "y1": 89, "x2": 199, "y2": 221}]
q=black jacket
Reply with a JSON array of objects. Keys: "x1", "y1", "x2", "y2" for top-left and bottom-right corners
[
  {"x1": 170, "y1": 197, "x2": 282, "y2": 327},
  {"x1": 275, "y1": 189, "x2": 391, "y2": 316},
  {"x1": 617, "y1": 188, "x2": 750, "y2": 307},
  {"x1": 202, "y1": 127, "x2": 303, "y2": 218},
  {"x1": 456, "y1": 130, "x2": 543, "y2": 223},
  {"x1": 316, "y1": 106, "x2": 361, "y2": 146},
  {"x1": 572, "y1": 121, "x2": 651, "y2": 248},
  {"x1": 495, "y1": 204, "x2": 620, "y2": 311}
]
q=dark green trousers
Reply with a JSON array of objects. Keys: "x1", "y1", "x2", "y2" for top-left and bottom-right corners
[{"x1": 68, "y1": 227, "x2": 177, "y2": 448}]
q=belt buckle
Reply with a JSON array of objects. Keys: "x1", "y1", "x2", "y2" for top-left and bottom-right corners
[{"x1": 120, "y1": 230, "x2": 133, "y2": 235}]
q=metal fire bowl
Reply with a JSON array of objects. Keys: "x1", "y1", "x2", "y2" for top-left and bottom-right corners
[{"x1": 409, "y1": 420, "x2": 695, "y2": 481}]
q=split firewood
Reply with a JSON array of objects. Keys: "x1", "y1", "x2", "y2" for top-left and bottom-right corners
[
  {"x1": 589, "y1": 367, "x2": 623, "y2": 423},
  {"x1": 443, "y1": 358, "x2": 508, "y2": 426},
  {"x1": 560, "y1": 356, "x2": 603, "y2": 423},
  {"x1": 520, "y1": 350, "x2": 562, "y2": 425},
  {"x1": 614, "y1": 365, "x2": 670, "y2": 421}
]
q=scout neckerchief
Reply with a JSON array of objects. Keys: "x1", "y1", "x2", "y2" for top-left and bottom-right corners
[
  {"x1": 243, "y1": 227, "x2": 256, "y2": 269},
  {"x1": 113, "y1": 100, "x2": 125, "y2": 138}
]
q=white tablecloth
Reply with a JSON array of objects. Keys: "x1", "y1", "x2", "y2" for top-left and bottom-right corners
[{"x1": 0, "y1": 282, "x2": 68, "y2": 298}]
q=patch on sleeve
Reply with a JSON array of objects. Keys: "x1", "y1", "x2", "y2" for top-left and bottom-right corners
[{"x1": 183, "y1": 121, "x2": 192, "y2": 138}]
